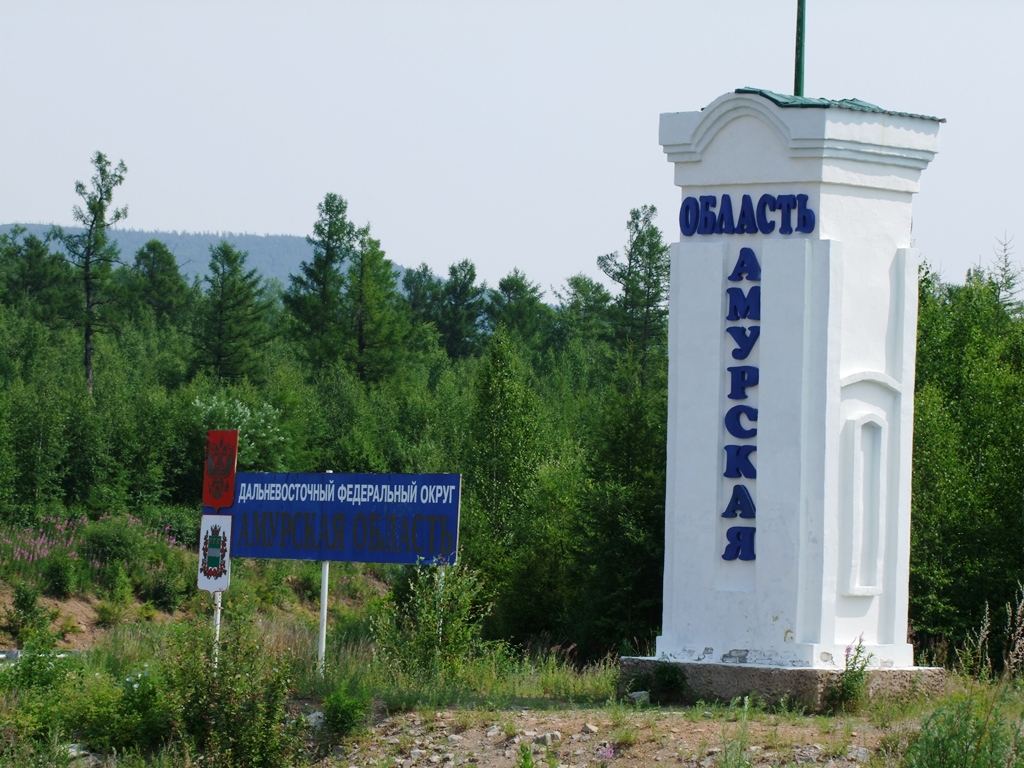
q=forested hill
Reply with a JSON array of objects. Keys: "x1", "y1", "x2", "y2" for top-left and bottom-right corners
[{"x1": 0, "y1": 223, "x2": 346, "y2": 285}]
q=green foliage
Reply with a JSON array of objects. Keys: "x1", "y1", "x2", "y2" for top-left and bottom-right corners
[
  {"x1": 121, "y1": 239, "x2": 193, "y2": 329},
  {"x1": 52, "y1": 664, "x2": 172, "y2": 753},
  {"x1": 83, "y1": 516, "x2": 144, "y2": 567},
  {"x1": 322, "y1": 688, "x2": 370, "y2": 737},
  {"x1": 403, "y1": 262, "x2": 444, "y2": 330},
  {"x1": 515, "y1": 742, "x2": 539, "y2": 768},
  {"x1": 50, "y1": 151, "x2": 129, "y2": 394},
  {"x1": 650, "y1": 658, "x2": 690, "y2": 705},
  {"x1": 372, "y1": 559, "x2": 492, "y2": 685},
  {"x1": 163, "y1": 620, "x2": 299, "y2": 768},
  {"x1": 570, "y1": 347, "x2": 667, "y2": 657},
  {"x1": 194, "y1": 390, "x2": 286, "y2": 471},
  {"x1": 912, "y1": 259, "x2": 1024, "y2": 652},
  {"x1": 0, "y1": 633, "x2": 70, "y2": 692},
  {"x1": 466, "y1": 328, "x2": 540, "y2": 549},
  {"x1": 339, "y1": 226, "x2": 408, "y2": 382},
  {"x1": 903, "y1": 688, "x2": 1024, "y2": 768},
  {"x1": 194, "y1": 240, "x2": 275, "y2": 382},
  {"x1": 438, "y1": 259, "x2": 488, "y2": 359},
  {"x1": 486, "y1": 268, "x2": 553, "y2": 352},
  {"x1": 823, "y1": 637, "x2": 872, "y2": 713},
  {"x1": 2, "y1": 582, "x2": 54, "y2": 648},
  {"x1": 284, "y1": 192, "x2": 356, "y2": 372},
  {"x1": 0, "y1": 226, "x2": 76, "y2": 327},
  {"x1": 41, "y1": 553, "x2": 76, "y2": 598},
  {"x1": 551, "y1": 273, "x2": 613, "y2": 349},
  {"x1": 597, "y1": 205, "x2": 670, "y2": 366}
]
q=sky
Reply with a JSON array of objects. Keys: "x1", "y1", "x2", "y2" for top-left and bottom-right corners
[{"x1": 1, "y1": 1, "x2": 1020, "y2": 298}]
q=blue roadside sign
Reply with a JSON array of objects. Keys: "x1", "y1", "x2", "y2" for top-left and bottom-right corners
[{"x1": 203, "y1": 472, "x2": 460, "y2": 565}]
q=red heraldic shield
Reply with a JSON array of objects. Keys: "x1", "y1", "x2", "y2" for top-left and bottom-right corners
[{"x1": 203, "y1": 430, "x2": 239, "y2": 511}]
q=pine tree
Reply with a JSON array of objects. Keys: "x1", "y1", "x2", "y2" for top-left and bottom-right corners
[
  {"x1": 50, "y1": 152, "x2": 128, "y2": 394},
  {"x1": 339, "y1": 227, "x2": 408, "y2": 382},
  {"x1": 0, "y1": 226, "x2": 77, "y2": 326},
  {"x1": 485, "y1": 268, "x2": 552, "y2": 351},
  {"x1": 194, "y1": 241, "x2": 274, "y2": 382},
  {"x1": 402, "y1": 262, "x2": 444, "y2": 328},
  {"x1": 284, "y1": 193, "x2": 356, "y2": 371},
  {"x1": 438, "y1": 260, "x2": 487, "y2": 359},
  {"x1": 127, "y1": 240, "x2": 192, "y2": 328},
  {"x1": 597, "y1": 205, "x2": 670, "y2": 369}
]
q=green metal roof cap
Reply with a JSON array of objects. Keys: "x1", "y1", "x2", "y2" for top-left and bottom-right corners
[{"x1": 735, "y1": 87, "x2": 945, "y2": 122}]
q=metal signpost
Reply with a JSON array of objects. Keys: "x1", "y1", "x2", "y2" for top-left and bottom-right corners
[
  {"x1": 199, "y1": 430, "x2": 239, "y2": 667},
  {"x1": 198, "y1": 431, "x2": 462, "y2": 672}
]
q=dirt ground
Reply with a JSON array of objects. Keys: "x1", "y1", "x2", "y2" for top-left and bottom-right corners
[
  {"x1": 0, "y1": 584, "x2": 106, "y2": 650},
  {"x1": 321, "y1": 707, "x2": 901, "y2": 767}
]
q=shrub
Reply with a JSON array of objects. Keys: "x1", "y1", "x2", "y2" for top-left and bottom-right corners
[
  {"x1": 51, "y1": 664, "x2": 172, "y2": 753},
  {"x1": 95, "y1": 600, "x2": 129, "y2": 629},
  {"x1": 651, "y1": 657, "x2": 690, "y2": 704},
  {"x1": 137, "y1": 504, "x2": 201, "y2": 549},
  {"x1": 140, "y1": 549, "x2": 192, "y2": 613},
  {"x1": 51, "y1": 669, "x2": 127, "y2": 753},
  {"x1": 824, "y1": 636, "x2": 871, "y2": 713},
  {"x1": 322, "y1": 688, "x2": 369, "y2": 737},
  {"x1": 903, "y1": 689, "x2": 1024, "y2": 768},
  {"x1": 41, "y1": 553, "x2": 76, "y2": 598},
  {"x1": 2, "y1": 582, "x2": 52, "y2": 646},
  {"x1": 83, "y1": 515, "x2": 144, "y2": 570},
  {"x1": 163, "y1": 619, "x2": 299, "y2": 768},
  {"x1": 0, "y1": 633, "x2": 70, "y2": 693},
  {"x1": 291, "y1": 563, "x2": 321, "y2": 603},
  {"x1": 372, "y1": 557, "x2": 491, "y2": 685}
]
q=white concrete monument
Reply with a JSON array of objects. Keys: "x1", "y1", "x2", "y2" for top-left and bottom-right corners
[{"x1": 656, "y1": 89, "x2": 941, "y2": 669}]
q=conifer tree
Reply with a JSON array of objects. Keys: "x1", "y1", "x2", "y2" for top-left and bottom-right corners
[
  {"x1": 597, "y1": 205, "x2": 670, "y2": 370},
  {"x1": 438, "y1": 260, "x2": 488, "y2": 359},
  {"x1": 50, "y1": 152, "x2": 128, "y2": 394},
  {"x1": 402, "y1": 263, "x2": 444, "y2": 329},
  {"x1": 125, "y1": 240, "x2": 192, "y2": 328},
  {"x1": 194, "y1": 241, "x2": 274, "y2": 382},
  {"x1": 0, "y1": 226, "x2": 77, "y2": 327},
  {"x1": 485, "y1": 268, "x2": 552, "y2": 351},
  {"x1": 284, "y1": 193, "x2": 356, "y2": 371},
  {"x1": 339, "y1": 226, "x2": 407, "y2": 382}
]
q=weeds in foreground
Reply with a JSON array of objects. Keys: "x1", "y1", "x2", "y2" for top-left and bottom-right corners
[
  {"x1": 824, "y1": 636, "x2": 872, "y2": 713},
  {"x1": 717, "y1": 695, "x2": 753, "y2": 768},
  {"x1": 514, "y1": 742, "x2": 538, "y2": 768},
  {"x1": 903, "y1": 685, "x2": 1024, "y2": 767},
  {"x1": 372, "y1": 557, "x2": 491, "y2": 687}
]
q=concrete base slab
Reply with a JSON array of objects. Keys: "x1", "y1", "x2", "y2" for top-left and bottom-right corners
[{"x1": 619, "y1": 657, "x2": 945, "y2": 712}]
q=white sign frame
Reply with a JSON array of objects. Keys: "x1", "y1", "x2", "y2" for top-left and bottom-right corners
[{"x1": 197, "y1": 514, "x2": 232, "y2": 593}]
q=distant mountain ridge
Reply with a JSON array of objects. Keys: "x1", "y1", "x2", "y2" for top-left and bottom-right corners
[{"x1": 0, "y1": 224, "x2": 399, "y2": 286}]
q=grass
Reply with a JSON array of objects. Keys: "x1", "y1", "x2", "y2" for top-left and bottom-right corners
[
  {"x1": 1, "y1": 619, "x2": 1022, "y2": 768},
  {"x1": 7, "y1": 519, "x2": 1024, "y2": 768}
]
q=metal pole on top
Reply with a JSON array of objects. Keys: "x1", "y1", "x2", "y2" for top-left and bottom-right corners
[
  {"x1": 794, "y1": 0, "x2": 807, "y2": 97},
  {"x1": 318, "y1": 471, "x2": 332, "y2": 675}
]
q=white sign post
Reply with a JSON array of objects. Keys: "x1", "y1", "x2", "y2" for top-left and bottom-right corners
[
  {"x1": 198, "y1": 514, "x2": 232, "y2": 664},
  {"x1": 656, "y1": 89, "x2": 941, "y2": 669}
]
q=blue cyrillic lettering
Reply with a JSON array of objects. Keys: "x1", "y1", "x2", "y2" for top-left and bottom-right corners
[
  {"x1": 680, "y1": 197, "x2": 699, "y2": 236},
  {"x1": 726, "y1": 286, "x2": 761, "y2": 321},
  {"x1": 727, "y1": 247, "x2": 761, "y2": 282},
  {"x1": 726, "y1": 366, "x2": 759, "y2": 400},
  {"x1": 725, "y1": 326, "x2": 760, "y2": 360},
  {"x1": 722, "y1": 526, "x2": 756, "y2": 560},
  {"x1": 724, "y1": 404, "x2": 758, "y2": 439},
  {"x1": 722, "y1": 484, "x2": 757, "y2": 519},
  {"x1": 698, "y1": 195, "x2": 717, "y2": 235},
  {"x1": 724, "y1": 445, "x2": 757, "y2": 478}
]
